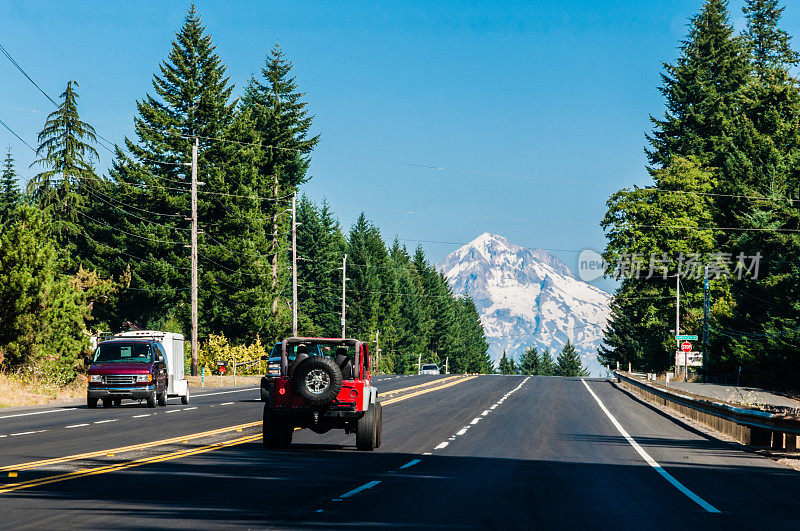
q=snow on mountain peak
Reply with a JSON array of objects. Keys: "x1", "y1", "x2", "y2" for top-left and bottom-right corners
[{"x1": 439, "y1": 234, "x2": 611, "y2": 376}]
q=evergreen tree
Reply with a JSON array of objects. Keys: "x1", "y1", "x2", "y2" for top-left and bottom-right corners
[
  {"x1": 242, "y1": 44, "x2": 319, "y2": 316},
  {"x1": 497, "y1": 351, "x2": 510, "y2": 375},
  {"x1": 539, "y1": 348, "x2": 555, "y2": 376},
  {"x1": 518, "y1": 346, "x2": 541, "y2": 375},
  {"x1": 0, "y1": 205, "x2": 89, "y2": 381},
  {"x1": 646, "y1": 0, "x2": 748, "y2": 173},
  {"x1": 103, "y1": 6, "x2": 239, "y2": 339},
  {"x1": 555, "y1": 341, "x2": 589, "y2": 377},
  {"x1": 296, "y1": 196, "x2": 345, "y2": 336},
  {"x1": 28, "y1": 80, "x2": 98, "y2": 259},
  {"x1": 0, "y1": 148, "x2": 21, "y2": 222}
]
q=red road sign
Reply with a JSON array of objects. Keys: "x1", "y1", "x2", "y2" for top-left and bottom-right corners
[{"x1": 681, "y1": 341, "x2": 692, "y2": 352}]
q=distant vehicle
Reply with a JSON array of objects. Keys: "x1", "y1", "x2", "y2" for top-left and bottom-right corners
[
  {"x1": 262, "y1": 337, "x2": 382, "y2": 451},
  {"x1": 420, "y1": 364, "x2": 440, "y2": 375},
  {"x1": 85, "y1": 331, "x2": 189, "y2": 408},
  {"x1": 260, "y1": 343, "x2": 282, "y2": 401}
]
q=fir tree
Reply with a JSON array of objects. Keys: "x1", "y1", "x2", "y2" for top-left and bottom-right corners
[
  {"x1": 242, "y1": 44, "x2": 319, "y2": 316},
  {"x1": 555, "y1": 341, "x2": 589, "y2": 377},
  {"x1": 28, "y1": 80, "x2": 98, "y2": 257},
  {"x1": 518, "y1": 346, "x2": 541, "y2": 375},
  {"x1": 104, "y1": 6, "x2": 238, "y2": 339},
  {"x1": 0, "y1": 148, "x2": 21, "y2": 222},
  {"x1": 646, "y1": 0, "x2": 748, "y2": 172},
  {"x1": 539, "y1": 348, "x2": 555, "y2": 376},
  {"x1": 497, "y1": 352, "x2": 510, "y2": 375},
  {"x1": 0, "y1": 205, "x2": 90, "y2": 381}
]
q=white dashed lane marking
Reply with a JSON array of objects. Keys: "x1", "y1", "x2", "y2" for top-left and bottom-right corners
[
  {"x1": 65, "y1": 424, "x2": 89, "y2": 429},
  {"x1": 332, "y1": 480, "x2": 382, "y2": 502},
  {"x1": 397, "y1": 459, "x2": 421, "y2": 470}
]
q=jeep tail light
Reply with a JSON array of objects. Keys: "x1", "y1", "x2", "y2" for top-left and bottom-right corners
[
  {"x1": 278, "y1": 387, "x2": 286, "y2": 395},
  {"x1": 350, "y1": 389, "x2": 358, "y2": 398}
]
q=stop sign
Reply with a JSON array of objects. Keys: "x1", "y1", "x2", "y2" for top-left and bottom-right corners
[{"x1": 681, "y1": 341, "x2": 692, "y2": 352}]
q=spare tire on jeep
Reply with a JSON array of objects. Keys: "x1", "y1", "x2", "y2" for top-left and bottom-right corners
[{"x1": 292, "y1": 356, "x2": 343, "y2": 407}]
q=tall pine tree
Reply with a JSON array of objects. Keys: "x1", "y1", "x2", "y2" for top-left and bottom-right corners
[{"x1": 0, "y1": 148, "x2": 20, "y2": 222}]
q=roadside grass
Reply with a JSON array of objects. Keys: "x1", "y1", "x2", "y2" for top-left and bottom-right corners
[{"x1": 0, "y1": 373, "x2": 87, "y2": 408}]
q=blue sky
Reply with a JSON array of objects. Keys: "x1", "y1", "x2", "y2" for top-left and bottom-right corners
[{"x1": 3, "y1": 1, "x2": 799, "y2": 292}]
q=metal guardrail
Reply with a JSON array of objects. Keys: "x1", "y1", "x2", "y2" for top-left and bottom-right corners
[{"x1": 613, "y1": 371, "x2": 800, "y2": 452}]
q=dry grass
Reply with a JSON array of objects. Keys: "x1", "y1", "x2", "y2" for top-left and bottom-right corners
[{"x1": 0, "y1": 373, "x2": 87, "y2": 408}]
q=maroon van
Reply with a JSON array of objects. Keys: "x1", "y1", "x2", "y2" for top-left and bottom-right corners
[{"x1": 86, "y1": 339, "x2": 169, "y2": 408}]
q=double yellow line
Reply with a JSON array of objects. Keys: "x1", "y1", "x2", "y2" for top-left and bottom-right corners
[
  {"x1": 0, "y1": 421, "x2": 260, "y2": 473},
  {"x1": 0, "y1": 375, "x2": 475, "y2": 495},
  {"x1": 0, "y1": 434, "x2": 261, "y2": 495}
]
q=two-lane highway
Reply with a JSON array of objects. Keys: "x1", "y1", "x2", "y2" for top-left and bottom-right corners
[{"x1": 1, "y1": 375, "x2": 799, "y2": 528}]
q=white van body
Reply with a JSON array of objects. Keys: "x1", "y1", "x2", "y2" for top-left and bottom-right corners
[{"x1": 114, "y1": 330, "x2": 189, "y2": 401}]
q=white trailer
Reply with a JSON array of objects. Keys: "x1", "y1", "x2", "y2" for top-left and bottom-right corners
[{"x1": 114, "y1": 330, "x2": 190, "y2": 404}]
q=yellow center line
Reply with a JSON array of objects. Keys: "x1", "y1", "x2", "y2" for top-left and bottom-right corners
[
  {"x1": 0, "y1": 375, "x2": 478, "y2": 495},
  {"x1": 0, "y1": 421, "x2": 261, "y2": 473},
  {"x1": 379, "y1": 375, "x2": 461, "y2": 397},
  {"x1": 0, "y1": 434, "x2": 262, "y2": 495},
  {"x1": 381, "y1": 375, "x2": 476, "y2": 406}
]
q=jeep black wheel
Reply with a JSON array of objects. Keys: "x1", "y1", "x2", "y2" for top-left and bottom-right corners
[
  {"x1": 375, "y1": 402, "x2": 383, "y2": 449},
  {"x1": 102, "y1": 398, "x2": 112, "y2": 408},
  {"x1": 292, "y1": 356, "x2": 343, "y2": 408},
  {"x1": 263, "y1": 404, "x2": 293, "y2": 449},
  {"x1": 87, "y1": 397, "x2": 98, "y2": 409},
  {"x1": 114, "y1": 398, "x2": 122, "y2": 407},
  {"x1": 356, "y1": 404, "x2": 377, "y2": 451},
  {"x1": 260, "y1": 386, "x2": 268, "y2": 402}
]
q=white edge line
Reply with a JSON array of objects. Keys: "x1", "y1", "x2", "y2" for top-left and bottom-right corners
[
  {"x1": 580, "y1": 378, "x2": 720, "y2": 514},
  {"x1": 0, "y1": 407, "x2": 78, "y2": 420}
]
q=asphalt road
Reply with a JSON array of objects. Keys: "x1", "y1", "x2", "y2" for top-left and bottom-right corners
[{"x1": 1, "y1": 374, "x2": 799, "y2": 529}]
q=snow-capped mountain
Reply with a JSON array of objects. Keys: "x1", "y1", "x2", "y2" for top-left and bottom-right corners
[{"x1": 438, "y1": 233, "x2": 611, "y2": 376}]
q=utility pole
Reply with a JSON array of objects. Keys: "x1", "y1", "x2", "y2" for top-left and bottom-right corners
[
  {"x1": 190, "y1": 136, "x2": 199, "y2": 376},
  {"x1": 375, "y1": 330, "x2": 380, "y2": 375},
  {"x1": 291, "y1": 194, "x2": 298, "y2": 337},
  {"x1": 340, "y1": 253, "x2": 347, "y2": 338},
  {"x1": 445, "y1": 357, "x2": 449, "y2": 375},
  {"x1": 418, "y1": 354, "x2": 421, "y2": 374},
  {"x1": 703, "y1": 265, "x2": 710, "y2": 383},
  {"x1": 675, "y1": 272, "x2": 681, "y2": 380}
]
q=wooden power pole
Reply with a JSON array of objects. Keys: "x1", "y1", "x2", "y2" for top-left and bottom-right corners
[
  {"x1": 291, "y1": 194, "x2": 298, "y2": 337},
  {"x1": 341, "y1": 253, "x2": 347, "y2": 338},
  {"x1": 190, "y1": 136, "x2": 199, "y2": 376}
]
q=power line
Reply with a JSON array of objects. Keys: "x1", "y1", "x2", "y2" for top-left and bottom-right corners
[{"x1": 0, "y1": 116, "x2": 36, "y2": 153}]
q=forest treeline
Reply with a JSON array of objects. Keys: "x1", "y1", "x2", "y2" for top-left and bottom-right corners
[
  {"x1": 599, "y1": 0, "x2": 800, "y2": 389},
  {"x1": 0, "y1": 6, "x2": 493, "y2": 382}
]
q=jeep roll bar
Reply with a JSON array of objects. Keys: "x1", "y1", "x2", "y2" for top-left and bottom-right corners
[{"x1": 279, "y1": 337, "x2": 368, "y2": 379}]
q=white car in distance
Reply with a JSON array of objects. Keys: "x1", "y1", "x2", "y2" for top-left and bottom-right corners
[{"x1": 419, "y1": 364, "x2": 440, "y2": 375}]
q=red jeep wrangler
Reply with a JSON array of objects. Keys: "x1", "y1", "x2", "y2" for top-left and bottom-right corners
[{"x1": 262, "y1": 337, "x2": 382, "y2": 451}]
